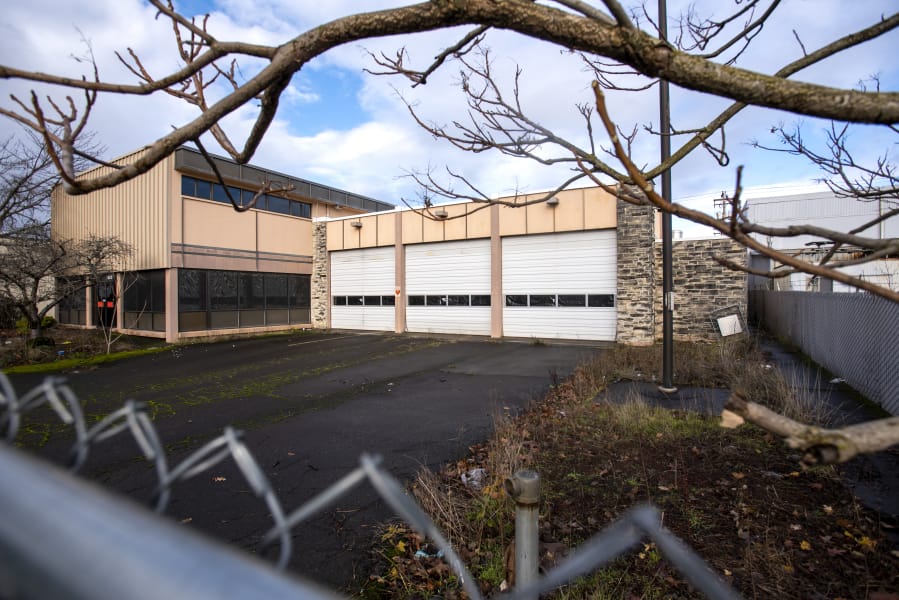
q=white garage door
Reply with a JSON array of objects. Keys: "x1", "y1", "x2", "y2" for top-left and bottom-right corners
[
  {"x1": 406, "y1": 239, "x2": 491, "y2": 335},
  {"x1": 330, "y1": 247, "x2": 395, "y2": 331},
  {"x1": 502, "y1": 230, "x2": 616, "y2": 340}
]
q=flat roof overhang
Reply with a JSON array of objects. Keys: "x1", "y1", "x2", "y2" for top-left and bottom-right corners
[{"x1": 174, "y1": 147, "x2": 393, "y2": 214}]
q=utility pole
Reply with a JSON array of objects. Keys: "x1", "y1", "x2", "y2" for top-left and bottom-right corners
[{"x1": 658, "y1": 0, "x2": 677, "y2": 395}]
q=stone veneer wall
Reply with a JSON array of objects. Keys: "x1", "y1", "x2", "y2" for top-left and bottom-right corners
[
  {"x1": 615, "y1": 199, "x2": 656, "y2": 345},
  {"x1": 311, "y1": 222, "x2": 328, "y2": 328},
  {"x1": 653, "y1": 238, "x2": 747, "y2": 341}
]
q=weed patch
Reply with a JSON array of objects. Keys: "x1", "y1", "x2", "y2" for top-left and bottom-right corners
[{"x1": 363, "y1": 339, "x2": 898, "y2": 599}]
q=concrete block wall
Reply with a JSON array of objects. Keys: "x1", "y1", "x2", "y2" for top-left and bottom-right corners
[
  {"x1": 653, "y1": 238, "x2": 747, "y2": 341},
  {"x1": 615, "y1": 199, "x2": 656, "y2": 345}
]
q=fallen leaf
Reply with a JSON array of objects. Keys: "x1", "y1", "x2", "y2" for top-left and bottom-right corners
[
  {"x1": 213, "y1": 476, "x2": 226, "y2": 482},
  {"x1": 180, "y1": 517, "x2": 192, "y2": 524},
  {"x1": 800, "y1": 540, "x2": 812, "y2": 551},
  {"x1": 731, "y1": 472, "x2": 746, "y2": 480},
  {"x1": 790, "y1": 524, "x2": 802, "y2": 531},
  {"x1": 823, "y1": 505, "x2": 833, "y2": 514}
]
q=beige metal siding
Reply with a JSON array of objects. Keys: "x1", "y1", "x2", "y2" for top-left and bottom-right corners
[{"x1": 51, "y1": 149, "x2": 170, "y2": 271}]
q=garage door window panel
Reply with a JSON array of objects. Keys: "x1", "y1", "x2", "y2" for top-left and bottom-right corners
[
  {"x1": 506, "y1": 295, "x2": 528, "y2": 307},
  {"x1": 448, "y1": 295, "x2": 470, "y2": 306},
  {"x1": 558, "y1": 294, "x2": 586, "y2": 307},
  {"x1": 530, "y1": 295, "x2": 557, "y2": 307},
  {"x1": 588, "y1": 294, "x2": 616, "y2": 308}
]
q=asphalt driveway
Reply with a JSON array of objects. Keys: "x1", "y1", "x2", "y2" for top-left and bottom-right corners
[{"x1": 8, "y1": 331, "x2": 607, "y2": 590}]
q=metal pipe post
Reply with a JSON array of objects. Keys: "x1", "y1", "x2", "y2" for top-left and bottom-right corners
[
  {"x1": 659, "y1": 0, "x2": 677, "y2": 395},
  {"x1": 505, "y1": 470, "x2": 540, "y2": 598}
]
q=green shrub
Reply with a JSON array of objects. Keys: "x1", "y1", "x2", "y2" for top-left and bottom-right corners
[{"x1": 15, "y1": 315, "x2": 57, "y2": 334}]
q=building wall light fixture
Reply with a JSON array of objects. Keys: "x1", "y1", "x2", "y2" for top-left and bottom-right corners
[
  {"x1": 350, "y1": 221, "x2": 363, "y2": 228},
  {"x1": 546, "y1": 196, "x2": 560, "y2": 207}
]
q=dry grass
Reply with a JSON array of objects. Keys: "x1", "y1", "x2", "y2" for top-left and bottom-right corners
[{"x1": 361, "y1": 336, "x2": 898, "y2": 599}]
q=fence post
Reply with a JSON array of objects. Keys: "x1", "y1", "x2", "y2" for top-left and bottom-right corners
[{"x1": 505, "y1": 470, "x2": 540, "y2": 597}]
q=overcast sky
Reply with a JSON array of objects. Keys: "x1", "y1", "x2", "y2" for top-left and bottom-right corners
[{"x1": 0, "y1": 1, "x2": 895, "y2": 235}]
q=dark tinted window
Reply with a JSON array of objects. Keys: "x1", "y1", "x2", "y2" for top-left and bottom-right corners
[
  {"x1": 381, "y1": 295, "x2": 396, "y2": 306},
  {"x1": 290, "y1": 201, "x2": 312, "y2": 218},
  {"x1": 178, "y1": 269, "x2": 206, "y2": 311},
  {"x1": 426, "y1": 295, "x2": 447, "y2": 306},
  {"x1": 530, "y1": 295, "x2": 556, "y2": 307},
  {"x1": 408, "y1": 295, "x2": 425, "y2": 306},
  {"x1": 558, "y1": 294, "x2": 586, "y2": 307},
  {"x1": 181, "y1": 176, "x2": 195, "y2": 197},
  {"x1": 588, "y1": 294, "x2": 616, "y2": 307},
  {"x1": 448, "y1": 295, "x2": 469, "y2": 306},
  {"x1": 195, "y1": 179, "x2": 212, "y2": 200},
  {"x1": 333, "y1": 296, "x2": 347, "y2": 306},
  {"x1": 242, "y1": 189, "x2": 258, "y2": 207},
  {"x1": 267, "y1": 195, "x2": 291, "y2": 215},
  {"x1": 289, "y1": 275, "x2": 310, "y2": 308},
  {"x1": 212, "y1": 183, "x2": 229, "y2": 203},
  {"x1": 265, "y1": 274, "x2": 289, "y2": 309},
  {"x1": 505, "y1": 295, "x2": 527, "y2": 307},
  {"x1": 364, "y1": 296, "x2": 381, "y2": 306},
  {"x1": 347, "y1": 296, "x2": 364, "y2": 306},
  {"x1": 471, "y1": 295, "x2": 491, "y2": 306},
  {"x1": 209, "y1": 271, "x2": 238, "y2": 309},
  {"x1": 239, "y1": 273, "x2": 265, "y2": 309}
]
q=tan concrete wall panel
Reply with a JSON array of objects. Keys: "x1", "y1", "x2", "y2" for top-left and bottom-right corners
[
  {"x1": 584, "y1": 188, "x2": 617, "y2": 230},
  {"x1": 402, "y1": 210, "x2": 424, "y2": 244},
  {"x1": 377, "y1": 214, "x2": 396, "y2": 246},
  {"x1": 182, "y1": 199, "x2": 257, "y2": 251},
  {"x1": 257, "y1": 212, "x2": 311, "y2": 256},
  {"x1": 466, "y1": 206, "x2": 491, "y2": 238},
  {"x1": 360, "y1": 215, "x2": 379, "y2": 247},
  {"x1": 326, "y1": 220, "x2": 344, "y2": 251},
  {"x1": 499, "y1": 204, "x2": 527, "y2": 236},
  {"x1": 443, "y1": 204, "x2": 468, "y2": 240},
  {"x1": 342, "y1": 221, "x2": 361, "y2": 249},
  {"x1": 525, "y1": 200, "x2": 555, "y2": 234},
  {"x1": 422, "y1": 211, "x2": 445, "y2": 243},
  {"x1": 554, "y1": 192, "x2": 585, "y2": 231}
]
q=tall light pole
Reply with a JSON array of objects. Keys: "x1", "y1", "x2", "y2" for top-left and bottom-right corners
[{"x1": 658, "y1": 0, "x2": 677, "y2": 395}]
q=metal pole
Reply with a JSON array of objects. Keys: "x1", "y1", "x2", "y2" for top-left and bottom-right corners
[
  {"x1": 658, "y1": 0, "x2": 677, "y2": 395},
  {"x1": 505, "y1": 470, "x2": 540, "y2": 598}
]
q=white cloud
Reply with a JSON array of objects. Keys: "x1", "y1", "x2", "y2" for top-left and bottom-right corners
[{"x1": 0, "y1": 0, "x2": 895, "y2": 216}]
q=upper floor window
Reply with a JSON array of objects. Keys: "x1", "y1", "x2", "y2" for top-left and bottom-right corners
[{"x1": 181, "y1": 175, "x2": 312, "y2": 219}]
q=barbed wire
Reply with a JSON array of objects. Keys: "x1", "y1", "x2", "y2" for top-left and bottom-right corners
[{"x1": 0, "y1": 371, "x2": 740, "y2": 599}]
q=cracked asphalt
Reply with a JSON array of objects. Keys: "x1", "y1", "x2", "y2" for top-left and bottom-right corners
[{"x1": 8, "y1": 331, "x2": 608, "y2": 590}]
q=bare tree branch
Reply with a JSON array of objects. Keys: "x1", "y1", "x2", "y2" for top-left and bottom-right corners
[
  {"x1": 588, "y1": 82, "x2": 899, "y2": 303},
  {"x1": 721, "y1": 392, "x2": 899, "y2": 467},
  {"x1": 0, "y1": 0, "x2": 896, "y2": 198}
]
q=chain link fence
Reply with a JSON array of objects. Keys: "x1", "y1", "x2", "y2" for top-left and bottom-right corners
[
  {"x1": 751, "y1": 290, "x2": 899, "y2": 415},
  {"x1": 0, "y1": 372, "x2": 740, "y2": 599}
]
